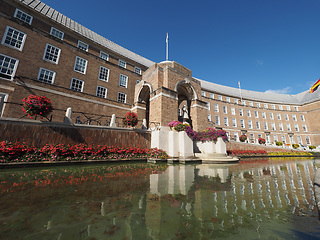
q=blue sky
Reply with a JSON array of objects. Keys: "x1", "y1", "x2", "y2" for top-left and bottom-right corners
[{"x1": 44, "y1": 0, "x2": 320, "y2": 94}]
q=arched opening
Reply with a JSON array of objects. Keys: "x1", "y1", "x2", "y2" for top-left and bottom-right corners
[
  {"x1": 176, "y1": 81, "x2": 196, "y2": 127},
  {"x1": 138, "y1": 85, "x2": 151, "y2": 128}
]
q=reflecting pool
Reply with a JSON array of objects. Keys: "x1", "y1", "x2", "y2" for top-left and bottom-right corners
[{"x1": 1, "y1": 159, "x2": 320, "y2": 239}]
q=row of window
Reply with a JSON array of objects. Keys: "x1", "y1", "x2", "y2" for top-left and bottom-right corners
[
  {"x1": 10, "y1": 8, "x2": 142, "y2": 74},
  {"x1": 209, "y1": 115, "x2": 308, "y2": 132},
  {"x1": 210, "y1": 104, "x2": 305, "y2": 121},
  {"x1": 202, "y1": 91, "x2": 299, "y2": 111},
  {"x1": 226, "y1": 132, "x2": 311, "y2": 145}
]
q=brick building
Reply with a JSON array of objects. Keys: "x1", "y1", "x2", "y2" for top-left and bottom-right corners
[{"x1": 0, "y1": 0, "x2": 320, "y2": 146}]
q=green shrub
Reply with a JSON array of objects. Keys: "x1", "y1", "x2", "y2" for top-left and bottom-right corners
[
  {"x1": 309, "y1": 145, "x2": 316, "y2": 150},
  {"x1": 292, "y1": 144, "x2": 299, "y2": 149},
  {"x1": 275, "y1": 141, "x2": 283, "y2": 146}
]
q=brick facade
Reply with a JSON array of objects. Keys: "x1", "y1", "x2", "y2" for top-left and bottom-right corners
[{"x1": 0, "y1": 0, "x2": 319, "y2": 147}]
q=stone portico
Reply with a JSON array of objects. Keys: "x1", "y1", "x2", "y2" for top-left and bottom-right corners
[{"x1": 134, "y1": 61, "x2": 208, "y2": 131}]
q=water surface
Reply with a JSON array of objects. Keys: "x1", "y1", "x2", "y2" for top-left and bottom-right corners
[{"x1": 1, "y1": 159, "x2": 320, "y2": 239}]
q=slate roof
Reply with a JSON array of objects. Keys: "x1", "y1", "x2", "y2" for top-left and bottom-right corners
[
  {"x1": 197, "y1": 78, "x2": 320, "y2": 106},
  {"x1": 17, "y1": 0, "x2": 155, "y2": 68}
]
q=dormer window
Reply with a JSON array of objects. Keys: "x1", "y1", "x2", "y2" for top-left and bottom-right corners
[
  {"x1": 77, "y1": 41, "x2": 88, "y2": 51},
  {"x1": 14, "y1": 9, "x2": 33, "y2": 25}
]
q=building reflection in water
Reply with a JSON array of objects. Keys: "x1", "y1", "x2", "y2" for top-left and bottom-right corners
[{"x1": 146, "y1": 160, "x2": 319, "y2": 239}]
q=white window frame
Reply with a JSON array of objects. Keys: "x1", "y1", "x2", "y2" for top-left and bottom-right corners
[
  {"x1": 74, "y1": 56, "x2": 88, "y2": 74},
  {"x1": 50, "y1": 27, "x2": 64, "y2": 40},
  {"x1": 292, "y1": 114, "x2": 297, "y2": 121},
  {"x1": 279, "y1": 123, "x2": 283, "y2": 131},
  {"x1": 270, "y1": 112, "x2": 274, "y2": 119},
  {"x1": 100, "y1": 51, "x2": 109, "y2": 61},
  {"x1": 264, "y1": 122, "x2": 268, "y2": 130},
  {"x1": 226, "y1": 97, "x2": 231, "y2": 103},
  {"x1": 96, "y1": 86, "x2": 107, "y2": 98},
  {"x1": 43, "y1": 43, "x2": 61, "y2": 64},
  {"x1": 264, "y1": 103, "x2": 268, "y2": 109},
  {"x1": 218, "y1": 95, "x2": 222, "y2": 101},
  {"x1": 248, "y1": 120, "x2": 253, "y2": 129},
  {"x1": 285, "y1": 114, "x2": 289, "y2": 121},
  {"x1": 239, "y1": 108, "x2": 243, "y2": 116},
  {"x1": 232, "y1": 118, "x2": 237, "y2": 127},
  {"x1": 241, "y1": 100, "x2": 246, "y2": 105},
  {"x1": 207, "y1": 102, "x2": 210, "y2": 110},
  {"x1": 14, "y1": 8, "x2": 33, "y2": 25},
  {"x1": 117, "y1": 92, "x2": 126, "y2": 103},
  {"x1": 262, "y1": 111, "x2": 266, "y2": 119},
  {"x1": 271, "y1": 123, "x2": 276, "y2": 131},
  {"x1": 98, "y1": 66, "x2": 109, "y2": 82},
  {"x1": 256, "y1": 121, "x2": 260, "y2": 129},
  {"x1": 224, "y1": 117, "x2": 228, "y2": 126},
  {"x1": 247, "y1": 109, "x2": 251, "y2": 117},
  {"x1": 0, "y1": 53, "x2": 19, "y2": 80},
  {"x1": 287, "y1": 123, "x2": 291, "y2": 131},
  {"x1": 302, "y1": 124, "x2": 308, "y2": 132},
  {"x1": 274, "y1": 135, "x2": 278, "y2": 142},
  {"x1": 210, "y1": 93, "x2": 214, "y2": 99},
  {"x1": 77, "y1": 40, "x2": 89, "y2": 51},
  {"x1": 279, "y1": 105, "x2": 283, "y2": 110},
  {"x1": 201, "y1": 91, "x2": 205, "y2": 97},
  {"x1": 231, "y1": 107, "x2": 235, "y2": 115},
  {"x1": 240, "y1": 119, "x2": 245, "y2": 128},
  {"x1": 271, "y1": 104, "x2": 275, "y2": 110},
  {"x1": 37, "y1": 67, "x2": 55, "y2": 84},
  {"x1": 223, "y1": 105, "x2": 227, "y2": 114},
  {"x1": 208, "y1": 114, "x2": 212, "y2": 122},
  {"x1": 249, "y1": 101, "x2": 253, "y2": 107},
  {"x1": 215, "y1": 115, "x2": 220, "y2": 125},
  {"x1": 256, "y1": 102, "x2": 260, "y2": 108},
  {"x1": 234, "y1": 99, "x2": 238, "y2": 104},
  {"x1": 294, "y1": 124, "x2": 299, "y2": 132},
  {"x1": 70, "y1": 78, "x2": 84, "y2": 92},
  {"x1": 254, "y1": 110, "x2": 259, "y2": 118},
  {"x1": 300, "y1": 115, "x2": 305, "y2": 121},
  {"x1": 277, "y1": 113, "x2": 281, "y2": 120},
  {"x1": 305, "y1": 136, "x2": 311, "y2": 145},
  {"x1": 119, "y1": 74, "x2": 128, "y2": 88},
  {"x1": 119, "y1": 59, "x2": 126, "y2": 68},
  {"x1": 294, "y1": 106, "x2": 299, "y2": 111},
  {"x1": 134, "y1": 67, "x2": 141, "y2": 75},
  {"x1": 214, "y1": 104, "x2": 219, "y2": 112},
  {"x1": 286, "y1": 105, "x2": 291, "y2": 111},
  {"x1": 1, "y1": 26, "x2": 27, "y2": 51}
]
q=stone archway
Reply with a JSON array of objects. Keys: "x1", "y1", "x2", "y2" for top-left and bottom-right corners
[
  {"x1": 176, "y1": 80, "x2": 197, "y2": 127},
  {"x1": 137, "y1": 84, "x2": 152, "y2": 128}
]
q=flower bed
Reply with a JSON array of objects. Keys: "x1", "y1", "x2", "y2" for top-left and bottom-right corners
[
  {"x1": 185, "y1": 127, "x2": 228, "y2": 142},
  {"x1": 0, "y1": 141, "x2": 168, "y2": 163},
  {"x1": 227, "y1": 150, "x2": 267, "y2": 156}
]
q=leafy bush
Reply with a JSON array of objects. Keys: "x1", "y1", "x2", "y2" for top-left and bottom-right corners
[
  {"x1": 309, "y1": 145, "x2": 316, "y2": 150},
  {"x1": 239, "y1": 135, "x2": 247, "y2": 142},
  {"x1": 292, "y1": 144, "x2": 299, "y2": 149},
  {"x1": 123, "y1": 112, "x2": 138, "y2": 127},
  {"x1": 275, "y1": 141, "x2": 283, "y2": 146},
  {"x1": 22, "y1": 95, "x2": 53, "y2": 118}
]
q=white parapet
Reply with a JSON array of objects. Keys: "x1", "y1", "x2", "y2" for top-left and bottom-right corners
[
  {"x1": 178, "y1": 131, "x2": 194, "y2": 158},
  {"x1": 151, "y1": 129, "x2": 194, "y2": 158},
  {"x1": 168, "y1": 130, "x2": 179, "y2": 157},
  {"x1": 216, "y1": 137, "x2": 227, "y2": 154}
]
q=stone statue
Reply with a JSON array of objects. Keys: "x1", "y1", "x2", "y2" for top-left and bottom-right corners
[{"x1": 182, "y1": 105, "x2": 189, "y2": 120}]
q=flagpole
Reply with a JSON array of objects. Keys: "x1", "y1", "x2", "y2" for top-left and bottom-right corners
[
  {"x1": 238, "y1": 81, "x2": 243, "y2": 101},
  {"x1": 166, "y1": 33, "x2": 169, "y2": 61}
]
